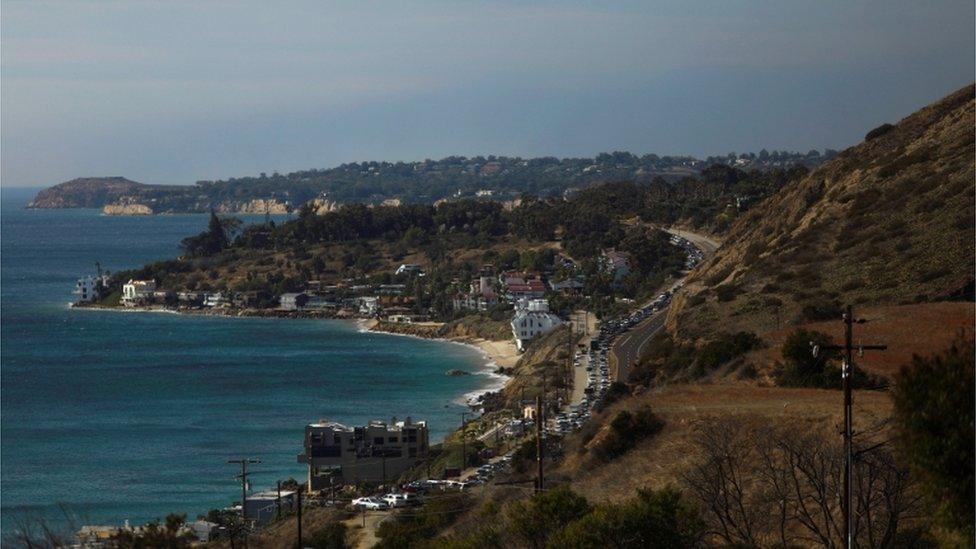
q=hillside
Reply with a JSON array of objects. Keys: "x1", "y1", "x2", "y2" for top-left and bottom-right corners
[
  {"x1": 26, "y1": 150, "x2": 836, "y2": 213},
  {"x1": 28, "y1": 177, "x2": 150, "y2": 208},
  {"x1": 668, "y1": 84, "x2": 975, "y2": 345}
]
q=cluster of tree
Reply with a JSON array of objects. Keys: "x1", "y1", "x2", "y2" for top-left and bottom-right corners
[
  {"x1": 682, "y1": 418, "x2": 924, "y2": 547},
  {"x1": 376, "y1": 485, "x2": 703, "y2": 548}
]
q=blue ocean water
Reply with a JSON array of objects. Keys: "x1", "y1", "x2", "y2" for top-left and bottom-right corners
[{"x1": 0, "y1": 187, "x2": 493, "y2": 532}]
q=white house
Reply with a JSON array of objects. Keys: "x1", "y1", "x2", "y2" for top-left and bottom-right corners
[
  {"x1": 511, "y1": 299, "x2": 562, "y2": 352},
  {"x1": 203, "y1": 292, "x2": 228, "y2": 308},
  {"x1": 121, "y1": 279, "x2": 156, "y2": 306}
]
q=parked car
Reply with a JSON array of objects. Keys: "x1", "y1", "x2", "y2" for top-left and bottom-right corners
[{"x1": 351, "y1": 497, "x2": 388, "y2": 510}]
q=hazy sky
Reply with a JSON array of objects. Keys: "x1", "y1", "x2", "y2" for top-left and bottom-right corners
[{"x1": 2, "y1": 1, "x2": 973, "y2": 187}]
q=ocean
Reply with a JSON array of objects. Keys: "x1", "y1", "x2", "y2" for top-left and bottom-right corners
[{"x1": 0, "y1": 187, "x2": 497, "y2": 533}]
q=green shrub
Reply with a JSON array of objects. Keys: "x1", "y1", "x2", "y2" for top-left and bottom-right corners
[
  {"x1": 506, "y1": 486, "x2": 591, "y2": 549},
  {"x1": 715, "y1": 284, "x2": 740, "y2": 302},
  {"x1": 892, "y1": 337, "x2": 975, "y2": 540},
  {"x1": 548, "y1": 487, "x2": 703, "y2": 548},
  {"x1": 697, "y1": 331, "x2": 762, "y2": 371},
  {"x1": 592, "y1": 407, "x2": 664, "y2": 462}
]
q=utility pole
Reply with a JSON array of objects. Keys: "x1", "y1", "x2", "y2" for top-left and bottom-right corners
[
  {"x1": 460, "y1": 412, "x2": 469, "y2": 471},
  {"x1": 535, "y1": 395, "x2": 544, "y2": 493},
  {"x1": 228, "y1": 458, "x2": 261, "y2": 548},
  {"x1": 296, "y1": 485, "x2": 303, "y2": 547},
  {"x1": 812, "y1": 305, "x2": 886, "y2": 549},
  {"x1": 276, "y1": 480, "x2": 282, "y2": 521}
]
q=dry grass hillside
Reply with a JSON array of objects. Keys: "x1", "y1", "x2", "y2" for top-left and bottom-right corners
[{"x1": 669, "y1": 85, "x2": 975, "y2": 344}]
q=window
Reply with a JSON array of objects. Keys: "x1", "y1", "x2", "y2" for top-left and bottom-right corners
[
  {"x1": 374, "y1": 437, "x2": 384, "y2": 445},
  {"x1": 388, "y1": 437, "x2": 398, "y2": 443}
]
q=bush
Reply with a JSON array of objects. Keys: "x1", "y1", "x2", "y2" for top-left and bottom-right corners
[
  {"x1": 591, "y1": 407, "x2": 664, "y2": 462},
  {"x1": 799, "y1": 300, "x2": 843, "y2": 322},
  {"x1": 548, "y1": 487, "x2": 703, "y2": 548},
  {"x1": 697, "y1": 331, "x2": 762, "y2": 371},
  {"x1": 865, "y1": 122, "x2": 894, "y2": 141},
  {"x1": 305, "y1": 522, "x2": 349, "y2": 549},
  {"x1": 774, "y1": 329, "x2": 879, "y2": 389},
  {"x1": 376, "y1": 493, "x2": 471, "y2": 548},
  {"x1": 892, "y1": 337, "x2": 975, "y2": 540},
  {"x1": 506, "y1": 485, "x2": 591, "y2": 548},
  {"x1": 715, "y1": 284, "x2": 740, "y2": 302}
]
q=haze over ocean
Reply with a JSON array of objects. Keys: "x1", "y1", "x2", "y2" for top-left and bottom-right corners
[{"x1": 0, "y1": 187, "x2": 492, "y2": 531}]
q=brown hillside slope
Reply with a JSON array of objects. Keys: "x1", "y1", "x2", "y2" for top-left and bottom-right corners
[{"x1": 669, "y1": 84, "x2": 975, "y2": 342}]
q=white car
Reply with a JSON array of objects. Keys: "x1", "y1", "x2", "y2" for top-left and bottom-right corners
[
  {"x1": 351, "y1": 497, "x2": 388, "y2": 510},
  {"x1": 383, "y1": 493, "x2": 418, "y2": 508}
]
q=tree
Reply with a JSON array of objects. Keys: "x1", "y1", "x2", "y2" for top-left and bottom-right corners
[{"x1": 892, "y1": 337, "x2": 975, "y2": 539}]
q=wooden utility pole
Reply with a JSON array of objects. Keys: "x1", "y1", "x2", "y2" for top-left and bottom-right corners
[
  {"x1": 460, "y1": 412, "x2": 469, "y2": 471},
  {"x1": 296, "y1": 485, "x2": 303, "y2": 547},
  {"x1": 535, "y1": 395, "x2": 544, "y2": 492},
  {"x1": 228, "y1": 458, "x2": 261, "y2": 548},
  {"x1": 276, "y1": 480, "x2": 282, "y2": 521},
  {"x1": 812, "y1": 305, "x2": 886, "y2": 549}
]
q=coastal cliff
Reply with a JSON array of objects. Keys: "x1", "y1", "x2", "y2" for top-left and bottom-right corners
[{"x1": 103, "y1": 203, "x2": 154, "y2": 215}]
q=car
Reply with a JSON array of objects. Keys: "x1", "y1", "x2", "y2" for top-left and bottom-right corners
[
  {"x1": 352, "y1": 497, "x2": 389, "y2": 510},
  {"x1": 383, "y1": 493, "x2": 419, "y2": 507}
]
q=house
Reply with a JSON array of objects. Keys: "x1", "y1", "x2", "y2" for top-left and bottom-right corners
[
  {"x1": 121, "y1": 279, "x2": 156, "y2": 306},
  {"x1": 73, "y1": 274, "x2": 109, "y2": 303},
  {"x1": 279, "y1": 292, "x2": 309, "y2": 310},
  {"x1": 305, "y1": 295, "x2": 339, "y2": 310},
  {"x1": 501, "y1": 273, "x2": 547, "y2": 302},
  {"x1": 600, "y1": 250, "x2": 631, "y2": 284},
  {"x1": 203, "y1": 292, "x2": 228, "y2": 308},
  {"x1": 244, "y1": 490, "x2": 297, "y2": 526},
  {"x1": 177, "y1": 291, "x2": 205, "y2": 306},
  {"x1": 510, "y1": 299, "x2": 562, "y2": 352},
  {"x1": 453, "y1": 276, "x2": 499, "y2": 312},
  {"x1": 298, "y1": 418, "x2": 429, "y2": 488},
  {"x1": 548, "y1": 277, "x2": 584, "y2": 294},
  {"x1": 188, "y1": 520, "x2": 221, "y2": 542},
  {"x1": 232, "y1": 290, "x2": 270, "y2": 309},
  {"x1": 359, "y1": 296, "x2": 379, "y2": 316},
  {"x1": 395, "y1": 264, "x2": 424, "y2": 276}
]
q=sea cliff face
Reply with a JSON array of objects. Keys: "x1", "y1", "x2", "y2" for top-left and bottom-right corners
[
  {"x1": 103, "y1": 203, "x2": 154, "y2": 215},
  {"x1": 214, "y1": 198, "x2": 290, "y2": 214}
]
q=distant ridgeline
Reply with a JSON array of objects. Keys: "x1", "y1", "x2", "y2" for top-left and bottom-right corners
[{"x1": 28, "y1": 150, "x2": 836, "y2": 214}]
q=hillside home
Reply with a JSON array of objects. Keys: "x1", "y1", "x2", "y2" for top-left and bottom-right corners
[
  {"x1": 453, "y1": 276, "x2": 499, "y2": 312},
  {"x1": 511, "y1": 299, "x2": 562, "y2": 352},
  {"x1": 395, "y1": 264, "x2": 424, "y2": 276},
  {"x1": 501, "y1": 273, "x2": 547, "y2": 302},
  {"x1": 600, "y1": 250, "x2": 631, "y2": 284}
]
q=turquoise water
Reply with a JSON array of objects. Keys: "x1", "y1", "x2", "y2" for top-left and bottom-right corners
[{"x1": 0, "y1": 188, "x2": 493, "y2": 532}]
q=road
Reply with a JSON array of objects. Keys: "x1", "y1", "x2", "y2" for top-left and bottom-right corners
[
  {"x1": 609, "y1": 228, "x2": 721, "y2": 382},
  {"x1": 570, "y1": 310, "x2": 597, "y2": 405},
  {"x1": 610, "y1": 311, "x2": 668, "y2": 382}
]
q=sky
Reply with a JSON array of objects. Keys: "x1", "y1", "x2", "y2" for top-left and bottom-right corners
[{"x1": 2, "y1": 1, "x2": 973, "y2": 187}]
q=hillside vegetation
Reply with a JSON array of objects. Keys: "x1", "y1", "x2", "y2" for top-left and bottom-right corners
[{"x1": 669, "y1": 85, "x2": 975, "y2": 347}]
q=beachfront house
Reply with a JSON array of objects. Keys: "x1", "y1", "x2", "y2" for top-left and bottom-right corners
[
  {"x1": 299, "y1": 418, "x2": 429, "y2": 490},
  {"x1": 73, "y1": 274, "x2": 109, "y2": 304},
  {"x1": 510, "y1": 299, "x2": 562, "y2": 352},
  {"x1": 203, "y1": 292, "x2": 228, "y2": 308},
  {"x1": 279, "y1": 292, "x2": 309, "y2": 310},
  {"x1": 359, "y1": 296, "x2": 379, "y2": 316},
  {"x1": 121, "y1": 279, "x2": 156, "y2": 307}
]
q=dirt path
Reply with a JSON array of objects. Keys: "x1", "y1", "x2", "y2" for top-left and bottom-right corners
[{"x1": 345, "y1": 510, "x2": 390, "y2": 549}]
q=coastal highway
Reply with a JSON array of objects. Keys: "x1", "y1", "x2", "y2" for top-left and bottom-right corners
[
  {"x1": 610, "y1": 228, "x2": 720, "y2": 382},
  {"x1": 610, "y1": 310, "x2": 668, "y2": 382}
]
